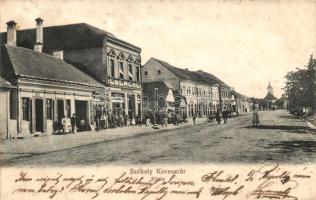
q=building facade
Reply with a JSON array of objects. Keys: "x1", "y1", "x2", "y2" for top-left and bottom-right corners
[
  {"x1": 143, "y1": 58, "x2": 223, "y2": 118},
  {"x1": 0, "y1": 21, "x2": 105, "y2": 138},
  {"x1": 0, "y1": 19, "x2": 142, "y2": 119}
]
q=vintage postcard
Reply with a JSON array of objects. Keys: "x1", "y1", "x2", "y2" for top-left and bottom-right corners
[{"x1": 0, "y1": 0, "x2": 316, "y2": 199}]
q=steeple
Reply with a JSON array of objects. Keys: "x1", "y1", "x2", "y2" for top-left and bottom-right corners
[{"x1": 267, "y1": 81, "x2": 273, "y2": 95}]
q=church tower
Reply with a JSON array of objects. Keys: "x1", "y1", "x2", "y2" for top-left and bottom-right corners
[{"x1": 267, "y1": 81, "x2": 273, "y2": 95}]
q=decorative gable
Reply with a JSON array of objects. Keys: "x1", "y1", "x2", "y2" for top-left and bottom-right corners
[
  {"x1": 134, "y1": 57, "x2": 141, "y2": 64},
  {"x1": 107, "y1": 49, "x2": 116, "y2": 57},
  {"x1": 117, "y1": 52, "x2": 125, "y2": 60},
  {"x1": 126, "y1": 55, "x2": 134, "y2": 63}
]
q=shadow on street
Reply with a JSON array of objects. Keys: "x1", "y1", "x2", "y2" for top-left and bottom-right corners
[
  {"x1": 265, "y1": 141, "x2": 316, "y2": 153},
  {"x1": 244, "y1": 125, "x2": 313, "y2": 132}
]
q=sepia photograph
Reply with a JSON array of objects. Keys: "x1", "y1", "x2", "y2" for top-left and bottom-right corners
[{"x1": 0, "y1": 0, "x2": 315, "y2": 199}]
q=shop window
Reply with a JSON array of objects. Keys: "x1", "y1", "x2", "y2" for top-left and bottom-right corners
[
  {"x1": 46, "y1": 99, "x2": 53, "y2": 120},
  {"x1": 22, "y1": 97, "x2": 30, "y2": 121}
]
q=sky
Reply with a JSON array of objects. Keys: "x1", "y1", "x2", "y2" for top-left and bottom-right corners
[{"x1": 0, "y1": 0, "x2": 315, "y2": 98}]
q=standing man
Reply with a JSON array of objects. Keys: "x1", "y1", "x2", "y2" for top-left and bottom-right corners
[
  {"x1": 70, "y1": 113, "x2": 76, "y2": 134},
  {"x1": 192, "y1": 113, "x2": 196, "y2": 126},
  {"x1": 216, "y1": 110, "x2": 221, "y2": 124},
  {"x1": 222, "y1": 107, "x2": 228, "y2": 124}
]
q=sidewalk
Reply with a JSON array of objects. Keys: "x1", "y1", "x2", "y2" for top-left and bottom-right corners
[
  {"x1": 306, "y1": 113, "x2": 316, "y2": 130},
  {"x1": 0, "y1": 118, "x2": 206, "y2": 163}
]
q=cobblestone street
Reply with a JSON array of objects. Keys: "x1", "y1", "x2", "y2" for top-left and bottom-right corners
[{"x1": 1, "y1": 110, "x2": 315, "y2": 166}]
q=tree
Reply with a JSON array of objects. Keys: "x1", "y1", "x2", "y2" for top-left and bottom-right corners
[{"x1": 284, "y1": 55, "x2": 316, "y2": 114}]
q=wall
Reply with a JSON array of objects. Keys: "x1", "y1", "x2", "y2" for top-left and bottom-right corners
[
  {"x1": 142, "y1": 58, "x2": 180, "y2": 90},
  {"x1": 0, "y1": 90, "x2": 9, "y2": 139},
  {"x1": 63, "y1": 47, "x2": 106, "y2": 83}
]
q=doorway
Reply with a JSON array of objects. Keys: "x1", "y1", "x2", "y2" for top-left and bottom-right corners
[
  {"x1": 75, "y1": 100, "x2": 88, "y2": 131},
  {"x1": 57, "y1": 100, "x2": 64, "y2": 126},
  {"x1": 35, "y1": 99, "x2": 43, "y2": 132}
]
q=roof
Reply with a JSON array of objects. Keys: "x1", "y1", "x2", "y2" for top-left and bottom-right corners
[
  {"x1": 0, "y1": 23, "x2": 140, "y2": 53},
  {"x1": 264, "y1": 92, "x2": 277, "y2": 100},
  {"x1": 195, "y1": 70, "x2": 226, "y2": 86},
  {"x1": 0, "y1": 76, "x2": 14, "y2": 88},
  {"x1": 151, "y1": 58, "x2": 224, "y2": 85},
  {"x1": 0, "y1": 43, "x2": 104, "y2": 88}
]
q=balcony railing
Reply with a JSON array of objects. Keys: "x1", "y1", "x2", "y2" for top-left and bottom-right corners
[{"x1": 108, "y1": 77, "x2": 142, "y2": 89}]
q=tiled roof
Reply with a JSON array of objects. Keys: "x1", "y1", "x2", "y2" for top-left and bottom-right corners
[
  {"x1": 0, "y1": 23, "x2": 140, "y2": 53},
  {"x1": 151, "y1": 58, "x2": 228, "y2": 87},
  {"x1": 195, "y1": 70, "x2": 228, "y2": 86},
  {"x1": 1, "y1": 43, "x2": 104, "y2": 87},
  {"x1": 0, "y1": 76, "x2": 14, "y2": 88}
]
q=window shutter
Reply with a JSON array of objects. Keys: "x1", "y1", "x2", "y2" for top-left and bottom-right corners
[
  {"x1": 54, "y1": 99, "x2": 58, "y2": 122},
  {"x1": 31, "y1": 98, "x2": 36, "y2": 133},
  {"x1": 43, "y1": 99, "x2": 47, "y2": 132}
]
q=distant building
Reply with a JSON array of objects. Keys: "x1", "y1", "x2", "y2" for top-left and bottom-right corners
[
  {"x1": 142, "y1": 57, "x2": 234, "y2": 118},
  {"x1": 264, "y1": 82, "x2": 277, "y2": 110}
]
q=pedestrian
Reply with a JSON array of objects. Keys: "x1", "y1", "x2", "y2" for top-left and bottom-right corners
[
  {"x1": 61, "y1": 115, "x2": 68, "y2": 134},
  {"x1": 137, "y1": 115, "x2": 142, "y2": 127},
  {"x1": 216, "y1": 110, "x2": 221, "y2": 124},
  {"x1": 70, "y1": 113, "x2": 76, "y2": 133},
  {"x1": 222, "y1": 107, "x2": 228, "y2": 124},
  {"x1": 146, "y1": 117, "x2": 151, "y2": 127},
  {"x1": 131, "y1": 117, "x2": 136, "y2": 127},
  {"x1": 252, "y1": 109, "x2": 260, "y2": 126},
  {"x1": 192, "y1": 113, "x2": 196, "y2": 126},
  {"x1": 175, "y1": 114, "x2": 179, "y2": 126}
]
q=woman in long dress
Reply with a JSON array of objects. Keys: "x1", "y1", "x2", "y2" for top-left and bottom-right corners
[{"x1": 252, "y1": 109, "x2": 260, "y2": 126}]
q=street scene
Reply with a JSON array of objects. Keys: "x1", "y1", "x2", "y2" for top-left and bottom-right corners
[
  {"x1": 0, "y1": 1, "x2": 315, "y2": 167},
  {"x1": 0, "y1": 110, "x2": 315, "y2": 166}
]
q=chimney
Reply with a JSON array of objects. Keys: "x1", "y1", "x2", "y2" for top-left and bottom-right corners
[
  {"x1": 34, "y1": 18, "x2": 44, "y2": 52},
  {"x1": 6, "y1": 21, "x2": 17, "y2": 46},
  {"x1": 53, "y1": 51, "x2": 63, "y2": 60}
]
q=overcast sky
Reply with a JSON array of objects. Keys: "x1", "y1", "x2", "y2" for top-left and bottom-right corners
[{"x1": 0, "y1": 0, "x2": 315, "y2": 98}]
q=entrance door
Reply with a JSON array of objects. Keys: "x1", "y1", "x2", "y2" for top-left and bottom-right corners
[
  {"x1": 75, "y1": 100, "x2": 88, "y2": 132},
  {"x1": 35, "y1": 99, "x2": 44, "y2": 132},
  {"x1": 57, "y1": 100, "x2": 64, "y2": 126}
]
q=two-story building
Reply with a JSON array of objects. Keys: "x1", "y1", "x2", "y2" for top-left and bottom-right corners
[
  {"x1": 143, "y1": 58, "x2": 219, "y2": 118},
  {"x1": 0, "y1": 19, "x2": 142, "y2": 118}
]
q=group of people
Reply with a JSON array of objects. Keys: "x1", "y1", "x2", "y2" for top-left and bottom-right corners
[
  {"x1": 94, "y1": 111, "x2": 143, "y2": 131},
  {"x1": 54, "y1": 113, "x2": 85, "y2": 134}
]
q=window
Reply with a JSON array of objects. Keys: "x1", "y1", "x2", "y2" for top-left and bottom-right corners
[
  {"x1": 46, "y1": 99, "x2": 53, "y2": 120},
  {"x1": 66, "y1": 99, "x2": 71, "y2": 118},
  {"x1": 157, "y1": 70, "x2": 161, "y2": 75},
  {"x1": 119, "y1": 61, "x2": 124, "y2": 79},
  {"x1": 10, "y1": 91, "x2": 17, "y2": 119},
  {"x1": 136, "y1": 66, "x2": 140, "y2": 82},
  {"x1": 129, "y1": 64, "x2": 133, "y2": 74},
  {"x1": 22, "y1": 97, "x2": 30, "y2": 121},
  {"x1": 144, "y1": 71, "x2": 148, "y2": 78},
  {"x1": 110, "y1": 59, "x2": 115, "y2": 77}
]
